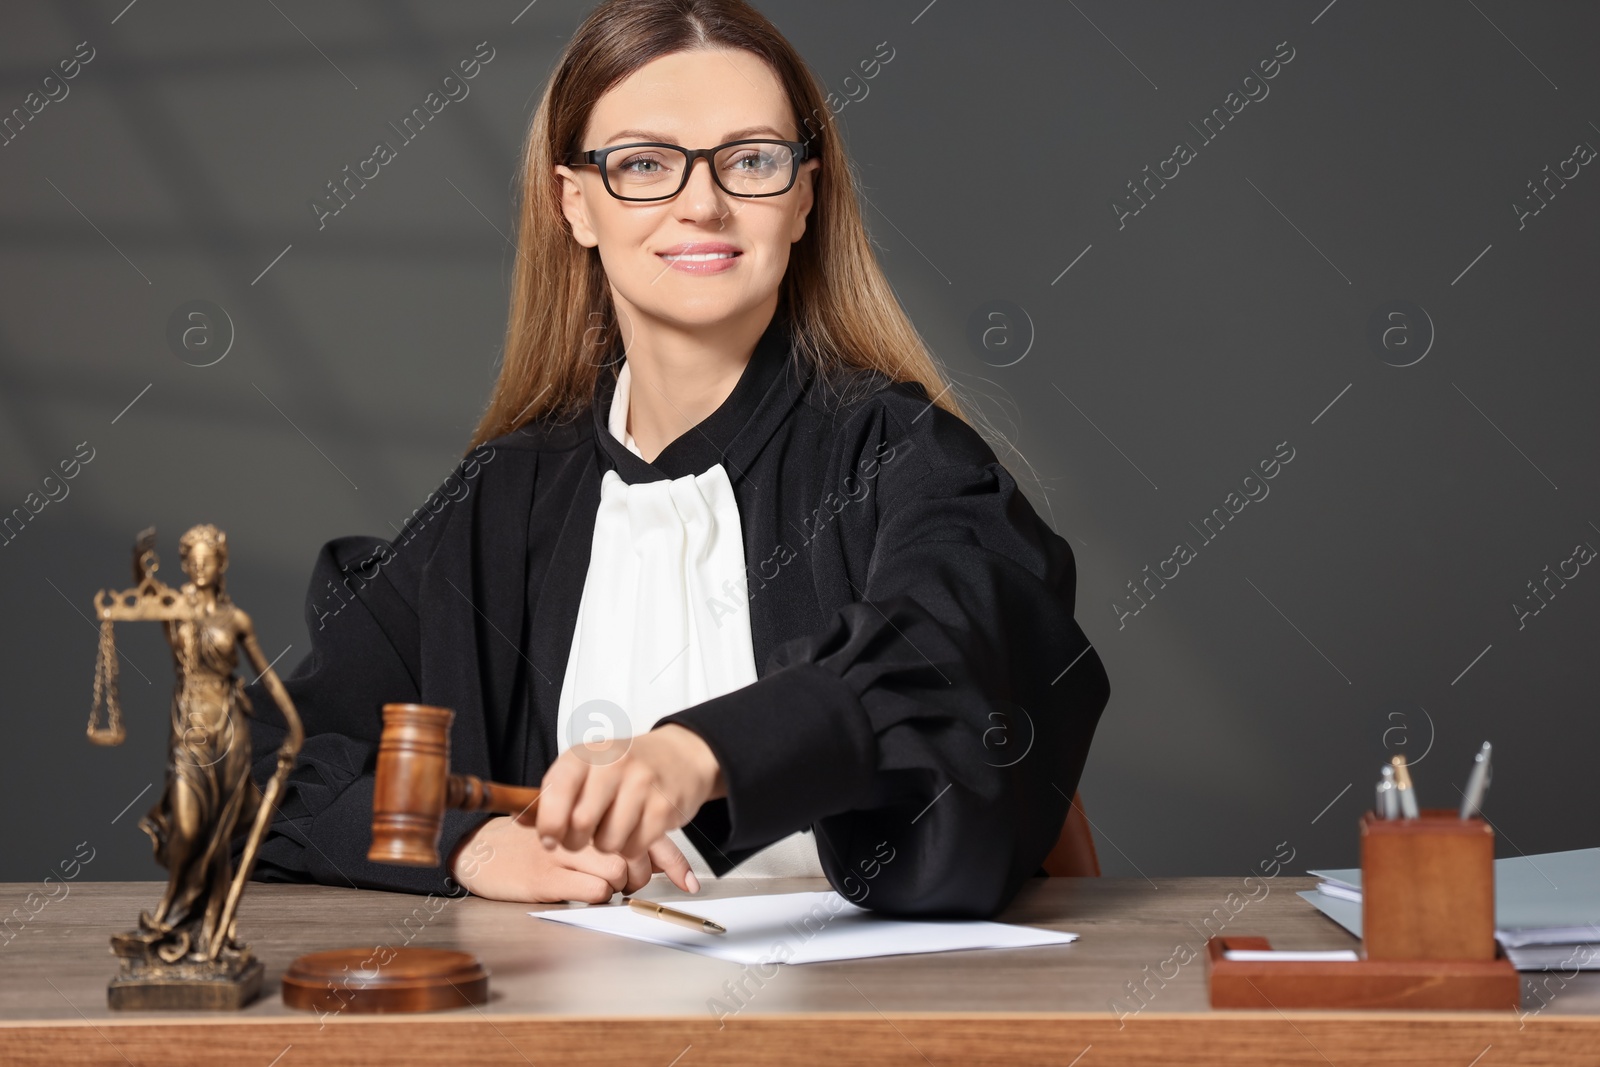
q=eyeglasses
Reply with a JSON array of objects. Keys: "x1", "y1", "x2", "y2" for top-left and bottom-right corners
[{"x1": 566, "y1": 139, "x2": 810, "y2": 202}]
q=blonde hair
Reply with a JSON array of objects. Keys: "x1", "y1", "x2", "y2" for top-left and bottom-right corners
[{"x1": 468, "y1": 0, "x2": 969, "y2": 451}]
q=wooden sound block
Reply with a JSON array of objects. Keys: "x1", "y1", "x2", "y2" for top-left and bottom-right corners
[
  {"x1": 1206, "y1": 936, "x2": 1520, "y2": 1010},
  {"x1": 282, "y1": 947, "x2": 489, "y2": 1014}
]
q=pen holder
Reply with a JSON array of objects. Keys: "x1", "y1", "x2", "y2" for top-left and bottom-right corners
[
  {"x1": 1205, "y1": 809, "x2": 1518, "y2": 1009},
  {"x1": 1361, "y1": 809, "x2": 1495, "y2": 961}
]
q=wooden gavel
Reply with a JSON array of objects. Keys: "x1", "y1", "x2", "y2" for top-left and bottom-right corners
[{"x1": 368, "y1": 703, "x2": 542, "y2": 867}]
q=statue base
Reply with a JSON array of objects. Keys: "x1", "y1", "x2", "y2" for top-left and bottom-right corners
[{"x1": 107, "y1": 931, "x2": 264, "y2": 1011}]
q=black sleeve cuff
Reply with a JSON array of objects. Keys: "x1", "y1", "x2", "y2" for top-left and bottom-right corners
[{"x1": 654, "y1": 661, "x2": 878, "y2": 854}]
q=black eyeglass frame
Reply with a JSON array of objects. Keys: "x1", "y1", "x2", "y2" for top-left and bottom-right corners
[{"x1": 565, "y1": 138, "x2": 812, "y2": 202}]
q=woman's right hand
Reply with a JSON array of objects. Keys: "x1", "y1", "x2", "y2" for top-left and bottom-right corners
[{"x1": 448, "y1": 813, "x2": 701, "y2": 903}]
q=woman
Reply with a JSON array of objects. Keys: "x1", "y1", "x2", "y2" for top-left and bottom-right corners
[{"x1": 243, "y1": 0, "x2": 1109, "y2": 919}]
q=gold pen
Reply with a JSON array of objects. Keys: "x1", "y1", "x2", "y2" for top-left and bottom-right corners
[
  {"x1": 622, "y1": 896, "x2": 727, "y2": 935},
  {"x1": 1390, "y1": 754, "x2": 1420, "y2": 819}
]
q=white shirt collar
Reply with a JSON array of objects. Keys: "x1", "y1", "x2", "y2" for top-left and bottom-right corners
[{"x1": 606, "y1": 359, "x2": 645, "y2": 459}]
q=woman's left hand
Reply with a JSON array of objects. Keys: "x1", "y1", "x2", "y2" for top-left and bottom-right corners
[{"x1": 535, "y1": 723, "x2": 727, "y2": 859}]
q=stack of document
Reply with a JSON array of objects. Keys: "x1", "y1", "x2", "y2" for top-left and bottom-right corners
[{"x1": 1299, "y1": 846, "x2": 1600, "y2": 971}]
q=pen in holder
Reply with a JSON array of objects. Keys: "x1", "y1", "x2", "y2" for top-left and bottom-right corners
[{"x1": 1206, "y1": 809, "x2": 1519, "y2": 1009}]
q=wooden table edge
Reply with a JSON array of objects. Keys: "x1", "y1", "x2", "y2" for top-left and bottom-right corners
[{"x1": 0, "y1": 1008, "x2": 1586, "y2": 1028}]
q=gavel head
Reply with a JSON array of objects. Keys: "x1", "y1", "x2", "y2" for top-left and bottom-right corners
[{"x1": 369, "y1": 703, "x2": 455, "y2": 867}]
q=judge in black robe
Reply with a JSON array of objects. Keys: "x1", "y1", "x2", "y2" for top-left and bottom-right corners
[{"x1": 238, "y1": 310, "x2": 1111, "y2": 919}]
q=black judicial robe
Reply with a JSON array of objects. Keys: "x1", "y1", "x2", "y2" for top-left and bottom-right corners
[{"x1": 238, "y1": 314, "x2": 1111, "y2": 919}]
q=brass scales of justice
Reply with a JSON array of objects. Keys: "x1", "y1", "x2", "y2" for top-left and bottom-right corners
[{"x1": 87, "y1": 526, "x2": 541, "y2": 1012}]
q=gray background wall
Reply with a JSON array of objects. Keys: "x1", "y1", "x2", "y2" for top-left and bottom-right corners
[{"x1": 2, "y1": 0, "x2": 1595, "y2": 886}]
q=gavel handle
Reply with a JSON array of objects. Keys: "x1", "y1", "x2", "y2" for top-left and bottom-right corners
[{"x1": 446, "y1": 774, "x2": 540, "y2": 818}]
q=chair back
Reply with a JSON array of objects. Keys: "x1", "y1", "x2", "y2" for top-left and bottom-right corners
[{"x1": 1042, "y1": 789, "x2": 1100, "y2": 877}]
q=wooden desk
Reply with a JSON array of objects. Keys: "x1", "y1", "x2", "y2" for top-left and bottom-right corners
[{"x1": 1, "y1": 877, "x2": 1595, "y2": 1065}]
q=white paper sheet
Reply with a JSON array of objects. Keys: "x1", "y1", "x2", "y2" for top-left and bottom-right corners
[
  {"x1": 1222, "y1": 949, "x2": 1359, "y2": 962},
  {"x1": 530, "y1": 890, "x2": 1078, "y2": 965}
]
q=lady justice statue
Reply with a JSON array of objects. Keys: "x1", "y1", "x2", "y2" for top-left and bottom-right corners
[{"x1": 88, "y1": 525, "x2": 304, "y2": 1009}]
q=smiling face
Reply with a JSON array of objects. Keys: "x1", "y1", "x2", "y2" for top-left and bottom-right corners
[{"x1": 555, "y1": 48, "x2": 819, "y2": 335}]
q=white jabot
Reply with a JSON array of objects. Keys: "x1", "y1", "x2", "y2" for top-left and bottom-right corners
[{"x1": 556, "y1": 357, "x2": 825, "y2": 879}]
